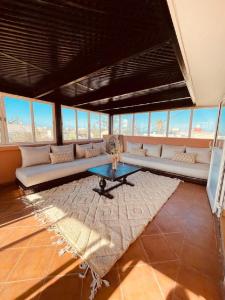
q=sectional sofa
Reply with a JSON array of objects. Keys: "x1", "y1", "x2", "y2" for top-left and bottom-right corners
[{"x1": 16, "y1": 141, "x2": 211, "y2": 193}]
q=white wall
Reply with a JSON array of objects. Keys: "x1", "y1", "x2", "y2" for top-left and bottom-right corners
[{"x1": 167, "y1": 0, "x2": 225, "y2": 106}]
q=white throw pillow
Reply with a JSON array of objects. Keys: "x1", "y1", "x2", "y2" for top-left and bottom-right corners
[
  {"x1": 51, "y1": 144, "x2": 74, "y2": 154},
  {"x1": 19, "y1": 145, "x2": 50, "y2": 167},
  {"x1": 85, "y1": 148, "x2": 101, "y2": 158},
  {"x1": 186, "y1": 147, "x2": 211, "y2": 164},
  {"x1": 93, "y1": 142, "x2": 106, "y2": 154},
  {"x1": 127, "y1": 142, "x2": 142, "y2": 153},
  {"x1": 50, "y1": 151, "x2": 74, "y2": 164},
  {"x1": 76, "y1": 143, "x2": 92, "y2": 158},
  {"x1": 161, "y1": 144, "x2": 185, "y2": 159},
  {"x1": 143, "y1": 144, "x2": 161, "y2": 158}
]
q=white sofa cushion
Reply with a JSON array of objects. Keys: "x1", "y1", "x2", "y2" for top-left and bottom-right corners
[
  {"x1": 76, "y1": 143, "x2": 92, "y2": 158},
  {"x1": 186, "y1": 147, "x2": 211, "y2": 164},
  {"x1": 120, "y1": 153, "x2": 209, "y2": 180},
  {"x1": 129, "y1": 148, "x2": 147, "y2": 156},
  {"x1": 143, "y1": 144, "x2": 161, "y2": 158},
  {"x1": 16, "y1": 154, "x2": 111, "y2": 187},
  {"x1": 127, "y1": 142, "x2": 142, "y2": 152},
  {"x1": 19, "y1": 145, "x2": 50, "y2": 167},
  {"x1": 161, "y1": 144, "x2": 185, "y2": 159},
  {"x1": 85, "y1": 148, "x2": 101, "y2": 158}
]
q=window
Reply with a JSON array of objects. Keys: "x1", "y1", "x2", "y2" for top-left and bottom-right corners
[
  {"x1": 33, "y1": 102, "x2": 54, "y2": 142},
  {"x1": 150, "y1": 111, "x2": 168, "y2": 137},
  {"x1": 121, "y1": 114, "x2": 133, "y2": 135},
  {"x1": 0, "y1": 94, "x2": 55, "y2": 144},
  {"x1": 134, "y1": 113, "x2": 149, "y2": 136},
  {"x1": 191, "y1": 108, "x2": 218, "y2": 139},
  {"x1": 101, "y1": 114, "x2": 109, "y2": 137},
  {"x1": 4, "y1": 96, "x2": 33, "y2": 143},
  {"x1": 168, "y1": 110, "x2": 191, "y2": 138},
  {"x1": 62, "y1": 107, "x2": 76, "y2": 141},
  {"x1": 90, "y1": 112, "x2": 100, "y2": 138},
  {"x1": 113, "y1": 115, "x2": 120, "y2": 134},
  {"x1": 77, "y1": 110, "x2": 89, "y2": 139}
]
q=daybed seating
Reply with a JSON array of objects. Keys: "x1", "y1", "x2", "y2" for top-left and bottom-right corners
[
  {"x1": 16, "y1": 142, "x2": 111, "y2": 191},
  {"x1": 120, "y1": 142, "x2": 211, "y2": 184}
]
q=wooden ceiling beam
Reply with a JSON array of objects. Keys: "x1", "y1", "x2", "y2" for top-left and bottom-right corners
[
  {"x1": 106, "y1": 98, "x2": 194, "y2": 115},
  {"x1": 57, "y1": 70, "x2": 183, "y2": 106},
  {"x1": 79, "y1": 86, "x2": 189, "y2": 111}
]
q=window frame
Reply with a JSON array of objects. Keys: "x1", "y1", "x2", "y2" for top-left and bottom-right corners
[
  {"x1": 61, "y1": 105, "x2": 109, "y2": 142},
  {"x1": 112, "y1": 106, "x2": 218, "y2": 140},
  {"x1": 0, "y1": 92, "x2": 56, "y2": 146}
]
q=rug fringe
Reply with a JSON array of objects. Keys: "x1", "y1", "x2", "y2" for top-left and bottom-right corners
[{"x1": 21, "y1": 195, "x2": 110, "y2": 300}]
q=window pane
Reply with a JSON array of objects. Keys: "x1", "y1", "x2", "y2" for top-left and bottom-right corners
[
  {"x1": 113, "y1": 115, "x2": 120, "y2": 134},
  {"x1": 191, "y1": 108, "x2": 218, "y2": 139},
  {"x1": 168, "y1": 110, "x2": 191, "y2": 138},
  {"x1": 121, "y1": 114, "x2": 133, "y2": 135},
  {"x1": 101, "y1": 114, "x2": 109, "y2": 137},
  {"x1": 150, "y1": 111, "x2": 168, "y2": 137},
  {"x1": 134, "y1": 113, "x2": 149, "y2": 136},
  {"x1": 62, "y1": 107, "x2": 76, "y2": 140},
  {"x1": 90, "y1": 112, "x2": 100, "y2": 138},
  {"x1": 4, "y1": 96, "x2": 33, "y2": 143},
  {"x1": 77, "y1": 110, "x2": 88, "y2": 139},
  {"x1": 33, "y1": 102, "x2": 54, "y2": 142}
]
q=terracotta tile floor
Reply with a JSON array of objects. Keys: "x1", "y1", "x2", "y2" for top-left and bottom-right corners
[{"x1": 0, "y1": 181, "x2": 224, "y2": 300}]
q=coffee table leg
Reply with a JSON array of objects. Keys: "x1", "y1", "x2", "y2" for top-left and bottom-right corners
[
  {"x1": 121, "y1": 176, "x2": 134, "y2": 186},
  {"x1": 93, "y1": 178, "x2": 114, "y2": 199},
  {"x1": 99, "y1": 178, "x2": 106, "y2": 193}
]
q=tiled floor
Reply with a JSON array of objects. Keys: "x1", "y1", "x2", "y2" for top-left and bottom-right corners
[{"x1": 0, "y1": 181, "x2": 223, "y2": 300}]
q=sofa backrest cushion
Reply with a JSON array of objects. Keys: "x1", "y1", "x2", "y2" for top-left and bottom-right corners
[
  {"x1": 85, "y1": 148, "x2": 101, "y2": 158},
  {"x1": 129, "y1": 148, "x2": 147, "y2": 156},
  {"x1": 76, "y1": 143, "x2": 92, "y2": 158},
  {"x1": 50, "y1": 151, "x2": 74, "y2": 164},
  {"x1": 161, "y1": 144, "x2": 185, "y2": 159},
  {"x1": 143, "y1": 144, "x2": 161, "y2": 158},
  {"x1": 127, "y1": 142, "x2": 142, "y2": 153},
  {"x1": 93, "y1": 142, "x2": 106, "y2": 154},
  {"x1": 19, "y1": 145, "x2": 50, "y2": 167},
  {"x1": 186, "y1": 147, "x2": 211, "y2": 164},
  {"x1": 51, "y1": 144, "x2": 74, "y2": 154}
]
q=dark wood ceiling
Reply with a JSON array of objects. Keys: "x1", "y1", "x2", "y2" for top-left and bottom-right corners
[{"x1": 0, "y1": 0, "x2": 192, "y2": 114}]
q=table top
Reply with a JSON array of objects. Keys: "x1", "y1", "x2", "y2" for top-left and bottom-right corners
[{"x1": 87, "y1": 163, "x2": 141, "y2": 181}]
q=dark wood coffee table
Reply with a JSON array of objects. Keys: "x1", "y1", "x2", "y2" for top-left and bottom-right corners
[{"x1": 87, "y1": 163, "x2": 141, "y2": 199}]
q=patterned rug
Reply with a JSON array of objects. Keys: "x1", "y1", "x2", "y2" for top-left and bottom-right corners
[{"x1": 24, "y1": 171, "x2": 180, "y2": 299}]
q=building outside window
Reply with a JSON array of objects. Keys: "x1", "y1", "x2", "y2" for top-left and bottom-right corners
[
  {"x1": 168, "y1": 109, "x2": 191, "y2": 138},
  {"x1": 191, "y1": 108, "x2": 218, "y2": 139},
  {"x1": 113, "y1": 115, "x2": 120, "y2": 134},
  {"x1": 77, "y1": 110, "x2": 89, "y2": 139},
  {"x1": 150, "y1": 111, "x2": 168, "y2": 137}
]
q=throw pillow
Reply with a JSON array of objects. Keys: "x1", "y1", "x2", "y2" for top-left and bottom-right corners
[
  {"x1": 93, "y1": 142, "x2": 106, "y2": 154},
  {"x1": 84, "y1": 148, "x2": 101, "y2": 158},
  {"x1": 185, "y1": 147, "x2": 211, "y2": 164},
  {"x1": 50, "y1": 151, "x2": 74, "y2": 164},
  {"x1": 129, "y1": 148, "x2": 147, "y2": 156},
  {"x1": 172, "y1": 152, "x2": 196, "y2": 164},
  {"x1": 161, "y1": 145, "x2": 185, "y2": 159},
  {"x1": 76, "y1": 143, "x2": 92, "y2": 158},
  {"x1": 19, "y1": 145, "x2": 50, "y2": 167},
  {"x1": 143, "y1": 144, "x2": 161, "y2": 158}
]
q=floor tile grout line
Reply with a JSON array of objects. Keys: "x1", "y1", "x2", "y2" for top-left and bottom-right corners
[{"x1": 115, "y1": 263, "x2": 125, "y2": 300}]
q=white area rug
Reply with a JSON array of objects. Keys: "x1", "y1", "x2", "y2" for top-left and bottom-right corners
[{"x1": 24, "y1": 171, "x2": 180, "y2": 299}]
